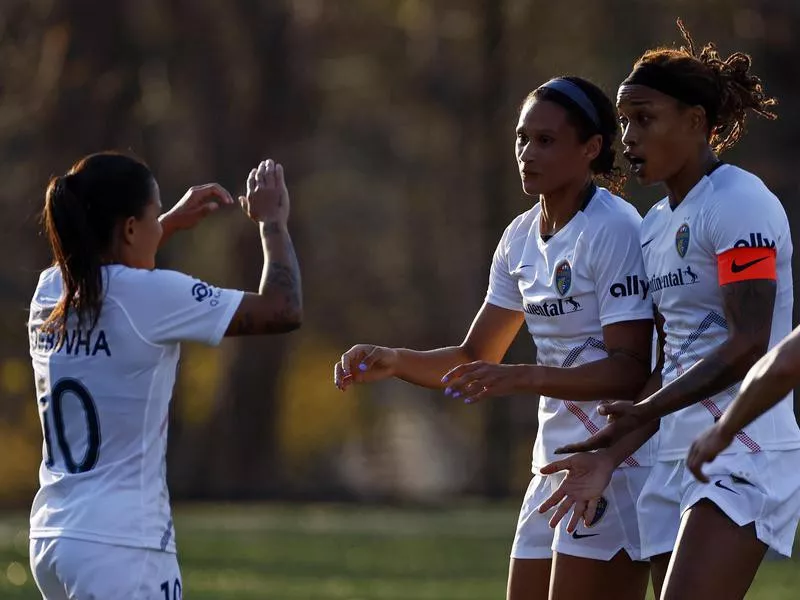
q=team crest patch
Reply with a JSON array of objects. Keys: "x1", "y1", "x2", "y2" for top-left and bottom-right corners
[
  {"x1": 586, "y1": 496, "x2": 608, "y2": 528},
  {"x1": 675, "y1": 223, "x2": 690, "y2": 258},
  {"x1": 554, "y1": 260, "x2": 572, "y2": 297}
]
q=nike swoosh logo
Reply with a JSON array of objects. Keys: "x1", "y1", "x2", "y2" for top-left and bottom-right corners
[
  {"x1": 571, "y1": 531, "x2": 599, "y2": 540},
  {"x1": 714, "y1": 479, "x2": 740, "y2": 495},
  {"x1": 731, "y1": 256, "x2": 768, "y2": 273},
  {"x1": 641, "y1": 238, "x2": 655, "y2": 248}
]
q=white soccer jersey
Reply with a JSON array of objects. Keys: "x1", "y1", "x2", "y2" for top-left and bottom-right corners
[
  {"x1": 28, "y1": 265, "x2": 244, "y2": 552},
  {"x1": 641, "y1": 164, "x2": 800, "y2": 460},
  {"x1": 486, "y1": 186, "x2": 656, "y2": 470}
]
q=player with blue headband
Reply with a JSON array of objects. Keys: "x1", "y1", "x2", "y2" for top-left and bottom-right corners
[{"x1": 335, "y1": 76, "x2": 655, "y2": 600}]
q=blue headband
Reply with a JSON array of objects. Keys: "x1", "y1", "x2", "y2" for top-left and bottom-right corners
[{"x1": 538, "y1": 78, "x2": 600, "y2": 128}]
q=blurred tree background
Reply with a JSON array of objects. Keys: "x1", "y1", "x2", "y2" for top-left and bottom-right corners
[{"x1": 1, "y1": 0, "x2": 798, "y2": 507}]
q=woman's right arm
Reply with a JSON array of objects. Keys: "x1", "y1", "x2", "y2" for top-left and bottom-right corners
[
  {"x1": 536, "y1": 310, "x2": 665, "y2": 529},
  {"x1": 334, "y1": 302, "x2": 525, "y2": 391},
  {"x1": 554, "y1": 309, "x2": 665, "y2": 461},
  {"x1": 225, "y1": 159, "x2": 303, "y2": 336}
]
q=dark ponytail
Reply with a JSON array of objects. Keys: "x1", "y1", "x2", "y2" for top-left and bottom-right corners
[
  {"x1": 41, "y1": 152, "x2": 154, "y2": 339},
  {"x1": 526, "y1": 77, "x2": 626, "y2": 196}
]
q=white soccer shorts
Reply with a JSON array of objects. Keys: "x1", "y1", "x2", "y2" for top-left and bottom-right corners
[
  {"x1": 30, "y1": 537, "x2": 182, "y2": 600},
  {"x1": 638, "y1": 449, "x2": 800, "y2": 559},
  {"x1": 511, "y1": 467, "x2": 650, "y2": 562}
]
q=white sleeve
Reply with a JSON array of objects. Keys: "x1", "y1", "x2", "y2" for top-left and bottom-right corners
[
  {"x1": 123, "y1": 269, "x2": 244, "y2": 346},
  {"x1": 484, "y1": 225, "x2": 523, "y2": 312},
  {"x1": 704, "y1": 190, "x2": 788, "y2": 255},
  {"x1": 590, "y1": 215, "x2": 654, "y2": 327}
]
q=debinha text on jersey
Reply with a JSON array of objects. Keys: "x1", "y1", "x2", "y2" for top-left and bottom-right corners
[{"x1": 29, "y1": 326, "x2": 112, "y2": 357}]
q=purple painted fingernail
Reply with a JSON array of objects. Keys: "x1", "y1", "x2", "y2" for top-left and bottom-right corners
[
  {"x1": 359, "y1": 363, "x2": 368, "y2": 372},
  {"x1": 452, "y1": 392, "x2": 460, "y2": 398},
  {"x1": 441, "y1": 375, "x2": 449, "y2": 383},
  {"x1": 444, "y1": 387, "x2": 451, "y2": 396}
]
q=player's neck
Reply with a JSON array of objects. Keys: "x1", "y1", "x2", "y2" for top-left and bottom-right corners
[
  {"x1": 665, "y1": 146, "x2": 719, "y2": 209},
  {"x1": 539, "y1": 176, "x2": 593, "y2": 237}
]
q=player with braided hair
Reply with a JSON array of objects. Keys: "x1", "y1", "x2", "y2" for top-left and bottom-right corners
[{"x1": 538, "y1": 20, "x2": 800, "y2": 600}]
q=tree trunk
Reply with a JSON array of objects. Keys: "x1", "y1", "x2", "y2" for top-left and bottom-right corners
[
  {"x1": 479, "y1": 0, "x2": 514, "y2": 498},
  {"x1": 168, "y1": 0, "x2": 312, "y2": 498}
]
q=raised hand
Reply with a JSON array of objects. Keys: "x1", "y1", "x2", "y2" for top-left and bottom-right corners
[
  {"x1": 159, "y1": 183, "x2": 234, "y2": 238},
  {"x1": 239, "y1": 159, "x2": 290, "y2": 226}
]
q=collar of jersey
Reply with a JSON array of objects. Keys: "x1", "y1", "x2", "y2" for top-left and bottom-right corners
[
  {"x1": 537, "y1": 183, "x2": 597, "y2": 244},
  {"x1": 669, "y1": 162, "x2": 726, "y2": 211}
]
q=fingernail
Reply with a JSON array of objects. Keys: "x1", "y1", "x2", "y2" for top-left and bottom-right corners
[
  {"x1": 358, "y1": 363, "x2": 368, "y2": 372},
  {"x1": 441, "y1": 375, "x2": 449, "y2": 383},
  {"x1": 452, "y1": 392, "x2": 460, "y2": 398},
  {"x1": 444, "y1": 387, "x2": 452, "y2": 396}
]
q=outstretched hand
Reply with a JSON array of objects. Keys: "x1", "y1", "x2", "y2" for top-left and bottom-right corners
[
  {"x1": 440, "y1": 362, "x2": 529, "y2": 404},
  {"x1": 334, "y1": 344, "x2": 398, "y2": 391},
  {"x1": 536, "y1": 451, "x2": 615, "y2": 532}
]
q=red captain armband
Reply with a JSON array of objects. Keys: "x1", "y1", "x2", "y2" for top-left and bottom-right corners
[{"x1": 717, "y1": 246, "x2": 777, "y2": 286}]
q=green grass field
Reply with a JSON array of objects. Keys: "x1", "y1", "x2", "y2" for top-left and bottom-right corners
[{"x1": 1, "y1": 503, "x2": 798, "y2": 599}]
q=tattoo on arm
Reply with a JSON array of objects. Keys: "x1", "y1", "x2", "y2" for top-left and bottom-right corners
[
  {"x1": 226, "y1": 309, "x2": 255, "y2": 336},
  {"x1": 226, "y1": 229, "x2": 303, "y2": 336},
  {"x1": 721, "y1": 279, "x2": 776, "y2": 340},
  {"x1": 263, "y1": 258, "x2": 301, "y2": 309},
  {"x1": 266, "y1": 263, "x2": 297, "y2": 291},
  {"x1": 226, "y1": 303, "x2": 299, "y2": 335},
  {"x1": 607, "y1": 347, "x2": 650, "y2": 370},
  {"x1": 643, "y1": 280, "x2": 776, "y2": 418}
]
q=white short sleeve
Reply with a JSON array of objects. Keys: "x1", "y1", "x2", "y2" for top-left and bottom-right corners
[
  {"x1": 116, "y1": 269, "x2": 244, "y2": 346},
  {"x1": 704, "y1": 190, "x2": 788, "y2": 256},
  {"x1": 485, "y1": 224, "x2": 523, "y2": 312},
  {"x1": 590, "y1": 214, "x2": 653, "y2": 327}
]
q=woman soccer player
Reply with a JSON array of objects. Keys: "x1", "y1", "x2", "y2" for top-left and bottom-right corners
[
  {"x1": 333, "y1": 77, "x2": 655, "y2": 600},
  {"x1": 538, "y1": 21, "x2": 800, "y2": 600},
  {"x1": 28, "y1": 153, "x2": 302, "y2": 599}
]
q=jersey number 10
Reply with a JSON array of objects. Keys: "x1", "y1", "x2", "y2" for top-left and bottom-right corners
[
  {"x1": 39, "y1": 378, "x2": 101, "y2": 473},
  {"x1": 161, "y1": 578, "x2": 182, "y2": 600}
]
